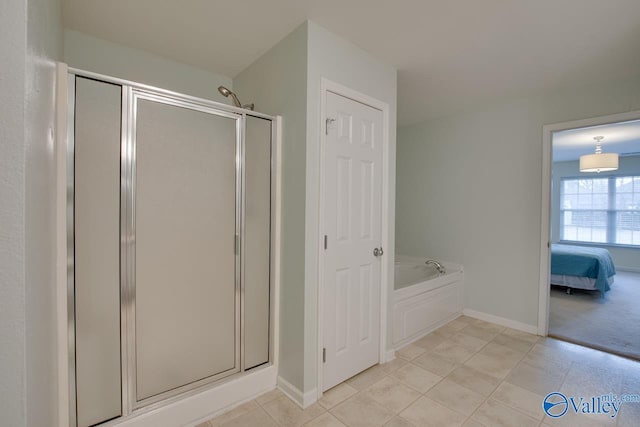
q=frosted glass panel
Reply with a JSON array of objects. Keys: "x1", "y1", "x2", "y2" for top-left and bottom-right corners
[
  {"x1": 74, "y1": 77, "x2": 122, "y2": 427},
  {"x1": 135, "y1": 99, "x2": 238, "y2": 401},
  {"x1": 244, "y1": 116, "x2": 272, "y2": 369}
]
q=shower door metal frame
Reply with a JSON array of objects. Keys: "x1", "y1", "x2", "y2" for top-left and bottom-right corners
[
  {"x1": 123, "y1": 89, "x2": 244, "y2": 411},
  {"x1": 240, "y1": 114, "x2": 277, "y2": 373},
  {"x1": 66, "y1": 68, "x2": 278, "y2": 426},
  {"x1": 66, "y1": 73, "x2": 78, "y2": 427}
]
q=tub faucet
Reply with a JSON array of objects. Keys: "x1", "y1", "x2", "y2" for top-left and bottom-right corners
[{"x1": 425, "y1": 259, "x2": 446, "y2": 274}]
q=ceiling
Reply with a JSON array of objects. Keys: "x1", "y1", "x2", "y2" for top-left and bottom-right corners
[
  {"x1": 553, "y1": 120, "x2": 640, "y2": 162},
  {"x1": 62, "y1": 1, "x2": 640, "y2": 126}
]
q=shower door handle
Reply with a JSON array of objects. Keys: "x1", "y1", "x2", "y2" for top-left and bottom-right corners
[{"x1": 373, "y1": 247, "x2": 384, "y2": 257}]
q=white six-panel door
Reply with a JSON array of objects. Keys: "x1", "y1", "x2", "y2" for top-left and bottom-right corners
[{"x1": 322, "y1": 91, "x2": 384, "y2": 391}]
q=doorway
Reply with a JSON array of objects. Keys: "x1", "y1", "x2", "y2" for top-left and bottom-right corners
[
  {"x1": 318, "y1": 84, "x2": 389, "y2": 394},
  {"x1": 539, "y1": 111, "x2": 640, "y2": 360}
]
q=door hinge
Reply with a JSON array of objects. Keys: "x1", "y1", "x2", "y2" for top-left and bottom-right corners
[
  {"x1": 322, "y1": 348, "x2": 326, "y2": 363},
  {"x1": 324, "y1": 235, "x2": 328, "y2": 250},
  {"x1": 325, "y1": 118, "x2": 336, "y2": 135}
]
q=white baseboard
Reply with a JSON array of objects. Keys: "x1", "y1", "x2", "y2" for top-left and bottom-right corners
[
  {"x1": 463, "y1": 309, "x2": 538, "y2": 335},
  {"x1": 617, "y1": 266, "x2": 640, "y2": 273},
  {"x1": 277, "y1": 376, "x2": 317, "y2": 409},
  {"x1": 384, "y1": 350, "x2": 396, "y2": 363}
]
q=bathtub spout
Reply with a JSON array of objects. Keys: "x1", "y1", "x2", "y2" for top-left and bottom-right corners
[{"x1": 425, "y1": 259, "x2": 446, "y2": 274}]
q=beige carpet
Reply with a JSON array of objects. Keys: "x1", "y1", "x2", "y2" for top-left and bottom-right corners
[{"x1": 549, "y1": 271, "x2": 640, "y2": 361}]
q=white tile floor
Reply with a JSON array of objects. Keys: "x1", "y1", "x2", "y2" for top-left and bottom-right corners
[{"x1": 198, "y1": 316, "x2": 640, "y2": 427}]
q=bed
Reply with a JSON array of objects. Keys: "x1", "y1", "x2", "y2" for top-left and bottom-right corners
[{"x1": 550, "y1": 244, "x2": 616, "y2": 293}]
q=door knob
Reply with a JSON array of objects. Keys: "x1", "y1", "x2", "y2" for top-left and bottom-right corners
[{"x1": 373, "y1": 247, "x2": 384, "y2": 257}]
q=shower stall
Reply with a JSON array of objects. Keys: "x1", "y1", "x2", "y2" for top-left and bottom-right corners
[{"x1": 66, "y1": 70, "x2": 276, "y2": 427}]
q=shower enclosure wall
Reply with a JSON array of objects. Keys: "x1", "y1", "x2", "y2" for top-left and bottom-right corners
[{"x1": 66, "y1": 70, "x2": 276, "y2": 427}]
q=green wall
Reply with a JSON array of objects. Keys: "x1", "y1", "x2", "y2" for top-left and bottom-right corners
[
  {"x1": 235, "y1": 21, "x2": 397, "y2": 395},
  {"x1": 234, "y1": 22, "x2": 309, "y2": 391},
  {"x1": 396, "y1": 77, "x2": 640, "y2": 328}
]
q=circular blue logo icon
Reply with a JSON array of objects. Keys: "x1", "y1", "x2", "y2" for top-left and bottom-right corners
[{"x1": 543, "y1": 392, "x2": 568, "y2": 418}]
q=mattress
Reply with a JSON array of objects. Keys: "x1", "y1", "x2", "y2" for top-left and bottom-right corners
[
  {"x1": 550, "y1": 273, "x2": 615, "y2": 291},
  {"x1": 550, "y1": 244, "x2": 616, "y2": 293}
]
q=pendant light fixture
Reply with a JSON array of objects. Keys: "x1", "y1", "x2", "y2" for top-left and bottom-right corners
[{"x1": 579, "y1": 136, "x2": 618, "y2": 173}]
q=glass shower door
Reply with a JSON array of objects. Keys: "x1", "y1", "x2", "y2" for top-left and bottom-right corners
[
  {"x1": 131, "y1": 95, "x2": 240, "y2": 406},
  {"x1": 69, "y1": 70, "x2": 276, "y2": 425},
  {"x1": 73, "y1": 77, "x2": 123, "y2": 427},
  {"x1": 243, "y1": 116, "x2": 273, "y2": 370}
]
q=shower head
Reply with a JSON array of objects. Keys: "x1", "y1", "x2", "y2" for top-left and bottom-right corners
[
  {"x1": 217, "y1": 85, "x2": 232, "y2": 97},
  {"x1": 217, "y1": 86, "x2": 242, "y2": 108}
]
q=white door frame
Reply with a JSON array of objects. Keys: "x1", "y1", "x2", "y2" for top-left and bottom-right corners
[
  {"x1": 316, "y1": 78, "x2": 391, "y2": 398},
  {"x1": 537, "y1": 109, "x2": 640, "y2": 336}
]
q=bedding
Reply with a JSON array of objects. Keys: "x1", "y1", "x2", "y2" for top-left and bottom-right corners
[{"x1": 550, "y1": 244, "x2": 616, "y2": 293}]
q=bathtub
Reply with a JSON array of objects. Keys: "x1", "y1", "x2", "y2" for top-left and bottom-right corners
[{"x1": 393, "y1": 256, "x2": 464, "y2": 348}]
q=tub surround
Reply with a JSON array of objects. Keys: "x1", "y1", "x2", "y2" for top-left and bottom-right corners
[
  {"x1": 393, "y1": 256, "x2": 464, "y2": 348},
  {"x1": 395, "y1": 255, "x2": 461, "y2": 290}
]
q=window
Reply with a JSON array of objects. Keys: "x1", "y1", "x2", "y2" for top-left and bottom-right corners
[{"x1": 560, "y1": 176, "x2": 640, "y2": 246}]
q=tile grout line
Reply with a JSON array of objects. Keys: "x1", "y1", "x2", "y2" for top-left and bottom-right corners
[
  {"x1": 255, "y1": 392, "x2": 307, "y2": 427},
  {"x1": 217, "y1": 326, "x2": 633, "y2": 427},
  {"x1": 442, "y1": 328, "x2": 541, "y2": 427},
  {"x1": 487, "y1": 381, "x2": 547, "y2": 424},
  {"x1": 397, "y1": 324, "x2": 506, "y2": 426},
  {"x1": 401, "y1": 327, "x2": 539, "y2": 426}
]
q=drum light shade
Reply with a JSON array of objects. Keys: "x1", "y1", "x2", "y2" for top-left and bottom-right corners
[
  {"x1": 579, "y1": 136, "x2": 618, "y2": 173},
  {"x1": 579, "y1": 152, "x2": 619, "y2": 172}
]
